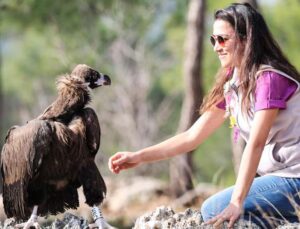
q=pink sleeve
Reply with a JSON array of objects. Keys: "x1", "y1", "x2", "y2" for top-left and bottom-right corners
[
  {"x1": 255, "y1": 71, "x2": 298, "y2": 111},
  {"x1": 216, "y1": 99, "x2": 226, "y2": 110},
  {"x1": 215, "y1": 68, "x2": 233, "y2": 110}
]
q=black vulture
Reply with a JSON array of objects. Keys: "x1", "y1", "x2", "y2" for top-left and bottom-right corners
[{"x1": 1, "y1": 64, "x2": 115, "y2": 229}]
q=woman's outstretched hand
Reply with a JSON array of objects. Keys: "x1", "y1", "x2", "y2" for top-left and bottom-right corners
[
  {"x1": 108, "y1": 152, "x2": 140, "y2": 174},
  {"x1": 204, "y1": 202, "x2": 242, "y2": 228}
]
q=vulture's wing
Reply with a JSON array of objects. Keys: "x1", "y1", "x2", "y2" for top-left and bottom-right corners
[
  {"x1": 77, "y1": 108, "x2": 106, "y2": 206},
  {"x1": 81, "y1": 107, "x2": 101, "y2": 157},
  {"x1": 1, "y1": 120, "x2": 52, "y2": 219}
]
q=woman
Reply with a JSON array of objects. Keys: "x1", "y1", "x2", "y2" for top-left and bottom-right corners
[{"x1": 109, "y1": 3, "x2": 300, "y2": 228}]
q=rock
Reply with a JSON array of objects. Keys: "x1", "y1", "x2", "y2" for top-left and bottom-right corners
[
  {"x1": 45, "y1": 213, "x2": 89, "y2": 229},
  {"x1": 0, "y1": 195, "x2": 6, "y2": 222},
  {"x1": 277, "y1": 223, "x2": 300, "y2": 229},
  {"x1": 2, "y1": 218, "x2": 17, "y2": 229},
  {"x1": 1, "y1": 213, "x2": 88, "y2": 229},
  {"x1": 133, "y1": 206, "x2": 261, "y2": 229}
]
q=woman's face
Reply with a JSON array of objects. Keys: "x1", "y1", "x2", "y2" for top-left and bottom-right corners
[{"x1": 212, "y1": 19, "x2": 241, "y2": 68}]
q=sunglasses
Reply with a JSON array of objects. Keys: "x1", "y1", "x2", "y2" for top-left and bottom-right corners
[{"x1": 210, "y1": 35, "x2": 230, "y2": 47}]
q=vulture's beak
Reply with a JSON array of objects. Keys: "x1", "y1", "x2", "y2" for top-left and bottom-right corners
[{"x1": 96, "y1": 74, "x2": 111, "y2": 86}]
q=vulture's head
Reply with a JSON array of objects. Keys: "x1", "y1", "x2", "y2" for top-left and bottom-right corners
[{"x1": 71, "y1": 64, "x2": 111, "y2": 89}]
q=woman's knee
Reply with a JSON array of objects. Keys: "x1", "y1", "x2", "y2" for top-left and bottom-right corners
[
  {"x1": 200, "y1": 197, "x2": 213, "y2": 221},
  {"x1": 200, "y1": 189, "x2": 232, "y2": 221},
  {"x1": 200, "y1": 196, "x2": 227, "y2": 221}
]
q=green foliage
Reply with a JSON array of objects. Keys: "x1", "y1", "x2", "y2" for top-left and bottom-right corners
[
  {"x1": 1, "y1": 0, "x2": 300, "y2": 187},
  {"x1": 3, "y1": 29, "x2": 61, "y2": 103},
  {"x1": 207, "y1": 0, "x2": 235, "y2": 12},
  {"x1": 160, "y1": 26, "x2": 186, "y2": 93},
  {"x1": 262, "y1": 0, "x2": 300, "y2": 70}
]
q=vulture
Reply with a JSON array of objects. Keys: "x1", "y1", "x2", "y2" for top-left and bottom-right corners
[{"x1": 1, "y1": 64, "x2": 115, "y2": 229}]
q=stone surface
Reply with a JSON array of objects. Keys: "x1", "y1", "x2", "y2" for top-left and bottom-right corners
[
  {"x1": 1, "y1": 213, "x2": 89, "y2": 229},
  {"x1": 277, "y1": 224, "x2": 300, "y2": 229},
  {"x1": 133, "y1": 206, "x2": 261, "y2": 229},
  {"x1": 45, "y1": 213, "x2": 89, "y2": 229},
  {"x1": 2, "y1": 217, "x2": 17, "y2": 229}
]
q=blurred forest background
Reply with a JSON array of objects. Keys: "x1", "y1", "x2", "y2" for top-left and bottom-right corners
[{"x1": 0, "y1": 0, "x2": 300, "y2": 227}]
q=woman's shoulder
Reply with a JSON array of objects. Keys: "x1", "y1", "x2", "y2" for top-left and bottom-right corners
[
  {"x1": 254, "y1": 68, "x2": 298, "y2": 111},
  {"x1": 256, "y1": 65, "x2": 299, "y2": 84},
  {"x1": 257, "y1": 70, "x2": 298, "y2": 88}
]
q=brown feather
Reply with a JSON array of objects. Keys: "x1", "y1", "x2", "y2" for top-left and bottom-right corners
[
  {"x1": 1, "y1": 121, "x2": 51, "y2": 184},
  {"x1": 1, "y1": 120, "x2": 52, "y2": 219},
  {"x1": 38, "y1": 74, "x2": 91, "y2": 121}
]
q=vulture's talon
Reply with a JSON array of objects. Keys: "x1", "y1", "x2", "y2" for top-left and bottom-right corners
[
  {"x1": 33, "y1": 222, "x2": 41, "y2": 229},
  {"x1": 89, "y1": 219, "x2": 117, "y2": 229},
  {"x1": 15, "y1": 220, "x2": 40, "y2": 229},
  {"x1": 89, "y1": 223, "x2": 97, "y2": 229}
]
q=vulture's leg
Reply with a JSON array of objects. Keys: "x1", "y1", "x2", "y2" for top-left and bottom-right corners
[
  {"x1": 15, "y1": 205, "x2": 40, "y2": 229},
  {"x1": 79, "y1": 161, "x2": 114, "y2": 228},
  {"x1": 89, "y1": 205, "x2": 117, "y2": 229}
]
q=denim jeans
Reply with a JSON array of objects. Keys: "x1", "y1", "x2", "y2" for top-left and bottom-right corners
[{"x1": 201, "y1": 175, "x2": 300, "y2": 228}]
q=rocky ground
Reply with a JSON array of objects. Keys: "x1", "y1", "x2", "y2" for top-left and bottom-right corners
[
  {"x1": 133, "y1": 206, "x2": 300, "y2": 229},
  {"x1": 134, "y1": 206, "x2": 260, "y2": 229},
  {"x1": 1, "y1": 177, "x2": 300, "y2": 228},
  {"x1": 0, "y1": 213, "x2": 89, "y2": 229},
  {"x1": 0, "y1": 177, "x2": 174, "y2": 228},
  {"x1": 2, "y1": 207, "x2": 300, "y2": 229}
]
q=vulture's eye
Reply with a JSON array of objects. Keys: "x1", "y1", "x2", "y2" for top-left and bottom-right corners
[{"x1": 86, "y1": 75, "x2": 92, "y2": 82}]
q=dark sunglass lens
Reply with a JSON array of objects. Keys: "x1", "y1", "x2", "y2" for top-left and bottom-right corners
[
  {"x1": 210, "y1": 36, "x2": 215, "y2": 46},
  {"x1": 217, "y1": 36, "x2": 225, "y2": 46}
]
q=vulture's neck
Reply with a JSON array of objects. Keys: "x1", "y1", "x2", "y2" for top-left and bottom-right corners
[{"x1": 56, "y1": 75, "x2": 91, "y2": 106}]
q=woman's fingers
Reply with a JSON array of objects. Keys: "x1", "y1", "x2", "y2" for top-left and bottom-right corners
[
  {"x1": 108, "y1": 153, "x2": 125, "y2": 173},
  {"x1": 113, "y1": 154, "x2": 129, "y2": 166},
  {"x1": 213, "y1": 217, "x2": 224, "y2": 229},
  {"x1": 205, "y1": 213, "x2": 232, "y2": 229},
  {"x1": 228, "y1": 216, "x2": 236, "y2": 228},
  {"x1": 204, "y1": 215, "x2": 219, "y2": 225},
  {"x1": 109, "y1": 152, "x2": 139, "y2": 173},
  {"x1": 204, "y1": 203, "x2": 241, "y2": 228}
]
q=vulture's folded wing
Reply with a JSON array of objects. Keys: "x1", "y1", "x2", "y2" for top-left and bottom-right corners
[
  {"x1": 81, "y1": 108, "x2": 101, "y2": 156},
  {"x1": 0, "y1": 120, "x2": 52, "y2": 219}
]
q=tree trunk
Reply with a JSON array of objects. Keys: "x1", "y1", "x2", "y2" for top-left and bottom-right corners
[
  {"x1": 232, "y1": 0, "x2": 259, "y2": 176},
  {"x1": 169, "y1": 0, "x2": 205, "y2": 198},
  {"x1": 0, "y1": 42, "x2": 3, "y2": 193}
]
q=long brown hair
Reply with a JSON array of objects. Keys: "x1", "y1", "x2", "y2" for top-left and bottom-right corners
[{"x1": 201, "y1": 3, "x2": 300, "y2": 114}]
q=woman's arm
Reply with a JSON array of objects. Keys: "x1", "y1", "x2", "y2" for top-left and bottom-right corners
[
  {"x1": 109, "y1": 108, "x2": 226, "y2": 173},
  {"x1": 231, "y1": 109, "x2": 278, "y2": 204},
  {"x1": 207, "y1": 108, "x2": 279, "y2": 228}
]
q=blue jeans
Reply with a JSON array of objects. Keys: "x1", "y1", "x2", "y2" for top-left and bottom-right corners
[{"x1": 201, "y1": 175, "x2": 300, "y2": 228}]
